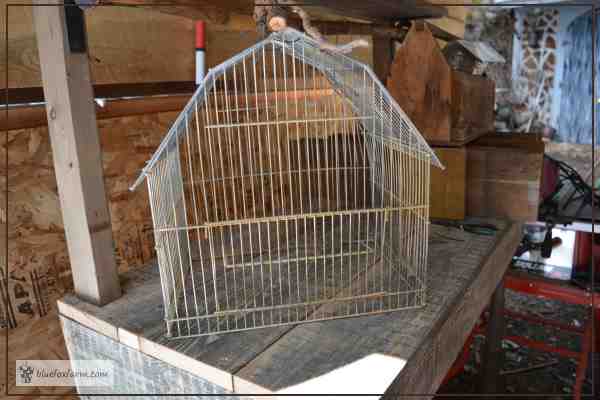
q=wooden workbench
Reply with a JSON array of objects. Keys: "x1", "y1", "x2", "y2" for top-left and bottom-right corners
[{"x1": 57, "y1": 220, "x2": 521, "y2": 397}]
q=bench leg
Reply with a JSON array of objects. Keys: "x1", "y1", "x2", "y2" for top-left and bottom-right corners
[{"x1": 479, "y1": 279, "x2": 506, "y2": 395}]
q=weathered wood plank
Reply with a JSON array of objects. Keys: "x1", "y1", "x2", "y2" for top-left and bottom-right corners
[
  {"x1": 57, "y1": 261, "x2": 292, "y2": 392},
  {"x1": 383, "y1": 221, "x2": 521, "y2": 397},
  {"x1": 237, "y1": 221, "x2": 520, "y2": 394}
]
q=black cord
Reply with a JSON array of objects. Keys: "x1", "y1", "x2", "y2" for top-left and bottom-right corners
[{"x1": 540, "y1": 155, "x2": 599, "y2": 221}]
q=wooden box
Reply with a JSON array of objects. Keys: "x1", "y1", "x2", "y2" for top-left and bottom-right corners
[
  {"x1": 430, "y1": 147, "x2": 466, "y2": 220},
  {"x1": 387, "y1": 23, "x2": 495, "y2": 146},
  {"x1": 466, "y1": 133, "x2": 545, "y2": 221}
]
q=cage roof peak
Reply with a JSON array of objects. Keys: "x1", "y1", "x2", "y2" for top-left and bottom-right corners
[{"x1": 131, "y1": 28, "x2": 442, "y2": 191}]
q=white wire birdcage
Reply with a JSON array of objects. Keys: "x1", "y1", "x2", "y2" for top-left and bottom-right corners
[{"x1": 131, "y1": 28, "x2": 443, "y2": 338}]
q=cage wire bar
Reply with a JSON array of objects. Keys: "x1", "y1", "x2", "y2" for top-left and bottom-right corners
[{"x1": 131, "y1": 28, "x2": 443, "y2": 338}]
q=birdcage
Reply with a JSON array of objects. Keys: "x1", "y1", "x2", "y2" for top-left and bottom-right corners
[{"x1": 131, "y1": 28, "x2": 443, "y2": 338}]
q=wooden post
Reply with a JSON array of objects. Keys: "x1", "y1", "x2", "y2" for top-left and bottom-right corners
[
  {"x1": 479, "y1": 280, "x2": 506, "y2": 395},
  {"x1": 33, "y1": 1, "x2": 121, "y2": 305},
  {"x1": 372, "y1": 35, "x2": 394, "y2": 84}
]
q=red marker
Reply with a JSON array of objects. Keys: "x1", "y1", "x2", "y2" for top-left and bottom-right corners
[{"x1": 196, "y1": 21, "x2": 205, "y2": 85}]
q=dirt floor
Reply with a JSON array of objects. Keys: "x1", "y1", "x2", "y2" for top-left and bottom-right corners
[{"x1": 437, "y1": 277, "x2": 595, "y2": 398}]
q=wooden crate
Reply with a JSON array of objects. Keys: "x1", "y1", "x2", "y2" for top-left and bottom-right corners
[
  {"x1": 467, "y1": 133, "x2": 545, "y2": 221},
  {"x1": 430, "y1": 147, "x2": 466, "y2": 220},
  {"x1": 387, "y1": 23, "x2": 494, "y2": 146}
]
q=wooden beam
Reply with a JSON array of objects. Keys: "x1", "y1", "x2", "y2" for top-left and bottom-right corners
[
  {"x1": 284, "y1": 18, "x2": 404, "y2": 40},
  {"x1": 2, "y1": 104, "x2": 49, "y2": 130},
  {"x1": 1, "y1": 81, "x2": 196, "y2": 105},
  {"x1": 113, "y1": 0, "x2": 232, "y2": 24},
  {"x1": 33, "y1": 1, "x2": 121, "y2": 306},
  {"x1": 288, "y1": 18, "x2": 458, "y2": 42},
  {"x1": 479, "y1": 280, "x2": 506, "y2": 395},
  {"x1": 2, "y1": 88, "x2": 333, "y2": 131},
  {"x1": 101, "y1": 0, "x2": 446, "y2": 25},
  {"x1": 306, "y1": 0, "x2": 447, "y2": 23}
]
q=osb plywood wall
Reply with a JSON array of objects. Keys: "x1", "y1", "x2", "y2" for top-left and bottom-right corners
[{"x1": 2, "y1": 111, "x2": 178, "y2": 328}]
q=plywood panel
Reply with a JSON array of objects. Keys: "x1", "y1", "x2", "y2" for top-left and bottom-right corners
[
  {"x1": 2, "y1": 2, "x2": 260, "y2": 88},
  {"x1": 2, "y1": 111, "x2": 177, "y2": 328},
  {"x1": 384, "y1": 221, "x2": 521, "y2": 396},
  {"x1": 1, "y1": 2, "x2": 382, "y2": 90},
  {"x1": 430, "y1": 147, "x2": 466, "y2": 220}
]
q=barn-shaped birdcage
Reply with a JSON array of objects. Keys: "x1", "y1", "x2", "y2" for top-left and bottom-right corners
[{"x1": 131, "y1": 28, "x2": 443, "y2": 338}]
